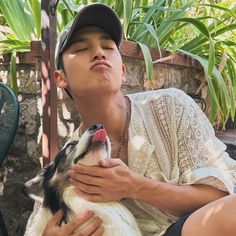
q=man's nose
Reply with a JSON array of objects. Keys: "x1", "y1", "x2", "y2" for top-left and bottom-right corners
[{"x1": 91, "y1": 47, "x2": 106, "y2": 61}]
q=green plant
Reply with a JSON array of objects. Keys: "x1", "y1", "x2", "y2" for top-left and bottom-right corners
[
  {"x1": 176, "y1": 2, "x2": 236, "y2": 125},
  {"x1": 0, "y1": 0, "x2": 235, "y2": 127},
  {"x1": 0, "y1": 0, "x2": 41, "y2": 93},
  {"x1": 56, "y1": 0, "x2": 236, "y2": 126}
]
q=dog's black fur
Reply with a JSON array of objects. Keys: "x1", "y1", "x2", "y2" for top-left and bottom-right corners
[{"x1": 23, "y1": 141, "x2": 79, "y2": 223}]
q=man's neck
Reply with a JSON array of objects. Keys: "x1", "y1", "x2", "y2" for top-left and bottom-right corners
[{"x1": 74, "y1": 92, "x2": 128, "y2": 139}]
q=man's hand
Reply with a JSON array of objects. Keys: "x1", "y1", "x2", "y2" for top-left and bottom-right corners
[
  {"x1": 68, "y1": 158, "x2": 138, "y2": 202},
  {"x1": 42, "y1": 210, "x2": 104, "y2": 236}
]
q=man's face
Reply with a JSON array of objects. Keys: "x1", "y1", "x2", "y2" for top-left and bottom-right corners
[{"x1": 59, "y1": 26, "x2": 125, "y2": 98}]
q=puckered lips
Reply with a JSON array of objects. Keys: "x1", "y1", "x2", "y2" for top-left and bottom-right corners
[{"x1": 90, "y1": 60, "x2": 111, "y2": 70}]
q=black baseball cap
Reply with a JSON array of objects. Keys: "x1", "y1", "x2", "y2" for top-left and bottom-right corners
[{"x1": 55, "y1": 3, "x2": 123, "y2": 70}]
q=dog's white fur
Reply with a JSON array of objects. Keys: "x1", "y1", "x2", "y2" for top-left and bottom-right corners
[
  {"x1": 24, "y1": 125, "x2": 142, "y2": 236},
  {"x1": 26, "y1": 187, "x2": 141, "y2": 236}
]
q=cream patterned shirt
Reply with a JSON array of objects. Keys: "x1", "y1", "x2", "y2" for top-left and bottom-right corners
[
  {"x1": 122, "y1": 88, "x2": 236, "y2": 235},
  {"x1": 25, "y1": 88, "x2": 236, "y2": 236}
]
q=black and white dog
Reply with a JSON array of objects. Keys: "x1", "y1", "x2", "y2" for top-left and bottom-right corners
[{"x1": 23, "y1": 124, "x2": 141, "y2": 236}]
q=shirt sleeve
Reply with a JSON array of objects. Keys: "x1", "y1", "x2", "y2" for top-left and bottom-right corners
[{"x1": 174, "y1": 90, "x2": 236, "y2": 193}]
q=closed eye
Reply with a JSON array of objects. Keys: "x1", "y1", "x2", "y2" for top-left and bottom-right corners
[
  {"x1": 75, "y1": 47, "x2": 114, "y2": 52},
  {"x1": 104, "y1": 47, "x2": 114, "y2": 50},
  {"x1": 74, "y1": 48, "x2": 88, "y2": 53}
]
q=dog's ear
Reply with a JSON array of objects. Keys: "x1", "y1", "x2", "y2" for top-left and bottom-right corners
[
  {"x1": 22, "y1": 141, "x2": 78, "y2": 203},
  {"x1": 22, "y1": 165, "x2": 51, "y2": 203}
]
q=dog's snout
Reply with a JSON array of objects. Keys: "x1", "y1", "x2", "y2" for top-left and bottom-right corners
[{"x1": 89, "y1": 124, "x2": 104, "y2": 131}]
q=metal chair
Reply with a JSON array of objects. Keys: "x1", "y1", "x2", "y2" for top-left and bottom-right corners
[{"x1": 0, "y1": 82, "x2": 19, "y2": 236}]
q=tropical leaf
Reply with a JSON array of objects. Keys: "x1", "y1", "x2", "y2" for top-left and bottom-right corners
[
  {"x1": 122, "y1": 0, "x2": 132, "y2": 38},
  {"x1": 0, "y1": 0, "x2": 36, "y2": 41},
  {"x1": 136, "y1": 41, "x2": 154, "y2": 81},
  {"x1": 9, "y1": 50, "x2": 18, "y2": 95},
  {"x1": 27, "y1": 0, "x2": 41, "y2": 39},
  {"x1": 143, "y1": 23, "x2": 162, "y2": 57},
  {"x1": 131, "y1": 0, "x2": 165, "y2": 40},
  {"x1": 202, "y1": 3, "x2": 236, "y2": 20},
  {"x1": 179, "y1": 49, "x2": 232, "y2": 124}
]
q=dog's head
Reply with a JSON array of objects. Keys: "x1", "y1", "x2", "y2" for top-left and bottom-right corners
[{"x1": 23, "y1": 124, "x2": 111, "y2": 216}]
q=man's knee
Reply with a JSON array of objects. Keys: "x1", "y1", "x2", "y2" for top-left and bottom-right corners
[{"x1": 181, "y1": 195, "x2": 236, "y2": 236}]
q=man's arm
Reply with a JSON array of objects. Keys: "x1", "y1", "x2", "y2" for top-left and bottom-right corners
[
  {"x1": 131, "y1": 172, "x2": 228, "y2": 216},
  {"x1": 68, "y1": 158, "x2": 228, "y2": 217}
]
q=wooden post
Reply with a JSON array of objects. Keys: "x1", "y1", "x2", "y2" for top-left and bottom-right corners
[{"x1": 41, "y1": 0, "x2": 58, "y2": 165}]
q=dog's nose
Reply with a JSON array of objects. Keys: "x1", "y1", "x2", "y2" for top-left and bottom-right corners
[{"x1": 89, "y1": 124, "x2": 104, "y2": 131}]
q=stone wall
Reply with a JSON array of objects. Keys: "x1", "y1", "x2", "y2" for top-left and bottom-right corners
[
  {"x1": 0, "y1": 54, "x2": 204, "y2": 236},
  {"x1": 0, "y1": 64, "x2": 41, "y2": 236}
]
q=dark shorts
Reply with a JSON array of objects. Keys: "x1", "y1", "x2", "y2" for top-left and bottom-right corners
[{"x1": 163, "y1": 214, "x2": 191, "y2": 236}]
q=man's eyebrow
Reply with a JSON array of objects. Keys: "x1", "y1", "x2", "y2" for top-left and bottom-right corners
[
  {"x1": 69, "y1": 34, "x2": 113, "y2": 45},
  {"x1": 69, "y1": 36, "x2": 87, "y2": 45},
  {"x1": 99, "y1": 34, "x2": 113, "y2": 40}
]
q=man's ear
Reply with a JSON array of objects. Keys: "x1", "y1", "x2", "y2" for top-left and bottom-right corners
[
  {"x1": 121, "y1": 64, "x2": 126, "y2": 83},
  {"x1": 54, "y1": 70, "x2": 68, "y2": 89}
]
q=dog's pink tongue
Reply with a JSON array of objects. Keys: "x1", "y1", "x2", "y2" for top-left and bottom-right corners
[{"x1": 92, "y1": 129, "x2": 107, "y2": 143}]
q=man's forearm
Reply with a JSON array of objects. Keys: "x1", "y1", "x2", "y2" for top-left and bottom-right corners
[{"x1": 130, "y1": 174, "x2": 228, "y2": 216}]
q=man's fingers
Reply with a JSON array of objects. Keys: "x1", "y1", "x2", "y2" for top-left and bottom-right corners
[
  {"x1": 47, "y1": 209, "x2": 64, "y2": 226},
  {"x1": 43, "y1": 211, "x2": 102, "y2": 236},
  {"x1": 63, "y1": 211, "x2": 95, "y2": 233},
  {"x1": 70, "y1": 178, "x2": 101, "y2": 194},
  {"x1": 99, "y1": 158, "x2": 122, "y2": 168},
  {"x1": 71, "y1": 165, "x2": 104, "y2": 176},
  {"x1": 69, "y1": 172, "x2": 103, "y2": 186},
  {"x1": 75, "y1": 189, "x2": 103, "y2": 202},
  {"x1": 91, "y1": 225, "x2": 105, "y2": 236},
  {"x1": 73, "y1": 216, "x2": 103, "y2": 236}
]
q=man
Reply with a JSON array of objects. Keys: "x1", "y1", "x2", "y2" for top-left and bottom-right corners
[{"x1": 26, "y1": 3, "x2": 236, "y2": 236}]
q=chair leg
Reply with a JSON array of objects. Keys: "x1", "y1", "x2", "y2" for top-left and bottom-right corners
[{"x1": 0, "y1": 210, "x2": 8, "y2": 236}]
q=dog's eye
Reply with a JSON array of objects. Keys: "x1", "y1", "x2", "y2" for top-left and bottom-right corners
[
  {"x1": 65, "y1": 141, "x2": 78, "y2": 156},
  {"x1": 53, "y1": 147, "x2": 71, "y2": 170},
  {"x1": 74, "y1": 155, "x2": 83, "y2": 164}
]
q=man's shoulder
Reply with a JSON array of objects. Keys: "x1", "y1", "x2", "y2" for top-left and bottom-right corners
[{"x1": 127, "y1": 88, "x2": 187, "y2": 103}]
